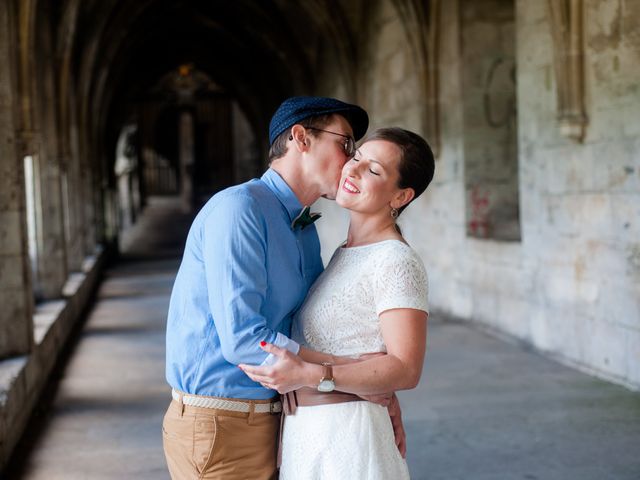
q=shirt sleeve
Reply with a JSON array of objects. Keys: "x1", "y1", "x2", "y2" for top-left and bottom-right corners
[
  {"x1": 373, "y1": 246, "x2": 429, "y2": 316},
  {"x1": 203, "y1": 192, "x2": 298, "y2": 365},
  {"x1": 261, "y1": 332, "x2": 300, "y2": 366}
]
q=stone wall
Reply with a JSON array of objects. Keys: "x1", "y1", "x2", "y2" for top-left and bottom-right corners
[
  {"x1": 0, "y1": 251, "x2": 105, "y2": 468},
  {"x1": 315, "y1": 0, "x2": 640, "y2": 389},
  {"x1": 513, "y1": 0, "x2": 640, "y2": 388},
  {"x1": 0, "y1": 0, "x2": 33, "y2": 359},
  {"x1": 0, "y1": 1, "x2": 108, "y2": 469}
]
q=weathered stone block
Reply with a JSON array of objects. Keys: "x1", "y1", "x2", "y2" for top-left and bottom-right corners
[
  {"x1": 590, "y1": 142, "x2": 640, "y2": 194},
  {"x1": 0, "y1": 256, "x2": 25, "y2": 289},
  {"x1": 584, "y1": 320, "x2": 629, "y2": 380},
  {"x1": 0, "y1": 412, "x2": 6, "y2": 467},
  {"x1": 0, "y1": 211, "x2": 24, "y2": 255},
  {"x1": 0, "y1": 168, "x2": 22, "y2": 211},
  {"x1": 550, "y1": 308, "x2": 590, "y2": 363},
  {"x1": 529, "y1": 308, "x2": 551, "y2": 351},
  {"x1": 447, "y1": 281, "x2": 474, "y2": 319},
  {"x1": 543, "y1": 193, "x2": 613, "y2": 238},
  {"x1": 1, "y1": 362, "x2": 26, "y2": 429},
  {"x1": 601, "y1": 279, "x2": 640, "y2": 330},
  {"x1": 495, "y1": 294, "x2": 532, "y2": 340},
  {"x1": 0, "y1": 289, "x2": 31, "y2": 356},
  {"x1": 0, "y1": 356, "x2": 26, "y2": 400},
  {"x1": 33, "y1": 299, "x2": 65, "y2": 345},
  {"x1": 627, "y1": 328, "x2": 640, "y2": 387},
  {"x1": 23, "y1": 350, "x2": 44, "y2": 398},
  {"x1": 543, "y1": 145, "x2": 594, "y2": 194}
]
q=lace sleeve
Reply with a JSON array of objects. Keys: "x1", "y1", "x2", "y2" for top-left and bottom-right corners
[{"x1": 373, "y1": 245, "x2": 429, "y2": 316}]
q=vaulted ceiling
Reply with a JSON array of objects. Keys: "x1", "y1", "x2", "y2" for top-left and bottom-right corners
[{"x1": 40, "y1": 0, "x2": 364, "y2": 161}]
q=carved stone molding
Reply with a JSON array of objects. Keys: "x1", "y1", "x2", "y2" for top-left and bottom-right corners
[
  {"x1": 392, "y1": 0, "x2": 441, "y2": 157},
  {"x1": 548, "y1": 0, "x2": 588, "y2": 142}
]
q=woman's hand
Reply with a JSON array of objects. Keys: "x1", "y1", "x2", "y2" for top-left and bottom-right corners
[{"x1": 238, "y1": 343, "x2": 318, "y2": 393}]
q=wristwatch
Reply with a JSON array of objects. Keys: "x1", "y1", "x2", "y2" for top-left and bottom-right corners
[{"x1": 317, "y1": 362, "x2": 335, "y2": 392}]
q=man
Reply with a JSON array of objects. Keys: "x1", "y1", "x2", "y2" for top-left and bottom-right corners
[{"x1": 163, "y1": 96, "x2": 370, "y2": 479}]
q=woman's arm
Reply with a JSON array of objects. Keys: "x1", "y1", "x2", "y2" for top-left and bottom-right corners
[
  {"x1": 239, "y1": 308, "x2": 427, "y2": 395},
  {"x1": 298, "y1": 346, "x2": 367, "y2": 366}
]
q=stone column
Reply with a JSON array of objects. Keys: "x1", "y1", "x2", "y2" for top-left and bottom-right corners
[
  {"x1": 78, "y1": 126, "x2": 97, "y2": 256},
  {"x1": 59, "y1": 66, "x2": 86, "y2": 270},
  {"x1": 0, "y1": 1, "x2": 33, "y2": 357},
  {"x1": 33, "y1": 147, "x2": 68, "y2": 299},
  {"x1": 179, "y1": 110, "x2": 194, "y2": 212},
  {"x1": 547, "y1": 0, "x2": 587, "y2": 142},
  {"x1": 79, "y1": 125, "x2": 102, "y2": 251},
  {"x1": 62, "y1": 151, "x2": 84, "y2": 272}
]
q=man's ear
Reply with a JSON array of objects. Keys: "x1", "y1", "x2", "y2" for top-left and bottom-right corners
[{"x1": 290, "y1": 124, "x2": 309, "y2": 152}]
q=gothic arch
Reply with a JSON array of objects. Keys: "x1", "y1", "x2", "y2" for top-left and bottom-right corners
[{"x1": 391, "y1": 0, "x2": 441, "y2": 156}]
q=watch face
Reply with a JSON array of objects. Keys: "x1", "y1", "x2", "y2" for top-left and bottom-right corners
[{"x1": 317, "y1": 379, "x2": 335, "y2": 392}]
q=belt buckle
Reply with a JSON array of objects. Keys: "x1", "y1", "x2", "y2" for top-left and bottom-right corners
[{"x1": 270, "y1": 401, "x2": 278, "y2": 414}]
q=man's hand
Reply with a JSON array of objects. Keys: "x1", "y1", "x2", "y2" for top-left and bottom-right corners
[
  {"x1": 358, "y1": 392, "x2": 393, "y2": 407},
  {"x1": 388, "y1": 393, "x2": 407, "y2": 458},
  {"x1": 239, "y1": 343, "x2": 315, "y2": 393}
]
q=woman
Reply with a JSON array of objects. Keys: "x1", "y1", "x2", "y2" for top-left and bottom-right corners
[{"x1": 240, "y1": 127, "x2": 435, "y2": 479}]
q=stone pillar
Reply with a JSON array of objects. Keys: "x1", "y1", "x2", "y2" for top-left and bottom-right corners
[
  {"x1": 83, "y1": 164, "x2": 97, "y2": 253},
  {"x1": 71, "y1": 120, "x2": 98, "y2": 249},
  {"x1": 0, "y1": 1, "x2": 33, "y2": 357},
  {"x1": 33, "y1": 147, "x2": 68, "y2": 299},
  {"x1": 547, "y1": 0, "x2": 587, "y2": 142},
  {"x1": 81, "y1": 129, "x2": 102, "y2": 249},
  {"x1": 58, "y1": 62, "x2": 85, "y2": 270},
  {"x1": 58, "y1": 108, "x2": 80, "y2": 272},
  {"x1": 179, "y1": 110, "x2": 194, "y2": 212},
  {"x1": 62, "y1": 152, "x2": 84, "y2": 272}
]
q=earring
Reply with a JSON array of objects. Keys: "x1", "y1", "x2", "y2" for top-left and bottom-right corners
[
  {"x1": 390, "y1": 207, "x2": 399, "y2": 219},
  {"x1": 289, "y1": 135, "x2": 293, "y2": 141}
]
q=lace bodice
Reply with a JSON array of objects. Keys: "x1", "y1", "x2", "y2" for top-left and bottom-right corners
[{"x1": 292, "y1": 239, "x2": 429, "y2": 356}]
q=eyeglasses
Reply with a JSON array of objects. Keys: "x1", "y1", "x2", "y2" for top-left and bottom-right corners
[{"x1": 305, "y1": 127, "x2": 356, "y2": 159}]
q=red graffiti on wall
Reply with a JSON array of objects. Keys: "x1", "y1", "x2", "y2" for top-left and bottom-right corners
[{"x1": 468, "y1": 186, "x2": 491, "y2": 237}]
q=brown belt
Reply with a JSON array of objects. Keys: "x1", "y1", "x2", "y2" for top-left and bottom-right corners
[
  {"x1": 278, "y1": 388, "x2": 363, "y2": 466},
  {"x1": 282, "y1": 387, "x2": 363, "y2": 415}
]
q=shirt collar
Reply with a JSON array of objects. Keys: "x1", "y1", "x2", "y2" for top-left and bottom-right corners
[{"x1": 261, "y1": 168, "x2": 304, "y2": 223}]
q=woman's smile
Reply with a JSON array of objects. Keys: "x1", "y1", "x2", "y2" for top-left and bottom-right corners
[{"x1": 342, "y1": 178, "x2": 360, "y2": 194}]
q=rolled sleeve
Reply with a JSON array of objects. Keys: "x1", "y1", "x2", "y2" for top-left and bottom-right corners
[
  {"x1": 260, "y1": 332, "x2": 300, "y2": 366},
  {"x1": 203, "y1": 193, "x2": 281, "y2": 366}
]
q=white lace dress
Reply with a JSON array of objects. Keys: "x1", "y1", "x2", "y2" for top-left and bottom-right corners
[{"x1": 279, "y1": 239, "x2": 429, "y2": 480}]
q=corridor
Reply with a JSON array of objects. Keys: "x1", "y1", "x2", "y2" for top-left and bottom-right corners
[
  {"x1": 7, "y1": 198, "x2": 640, "y2": 480},
  {"x1": 1, "y1": 0, "x2": 639, "y2": 477}
]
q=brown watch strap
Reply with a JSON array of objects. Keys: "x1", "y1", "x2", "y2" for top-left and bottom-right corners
[{"x1": 321, "y1": 362, "x2": 333, "y2": 381}]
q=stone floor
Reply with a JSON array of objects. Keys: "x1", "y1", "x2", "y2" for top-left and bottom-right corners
[{"x1": 7, "y1": 196, "x2": 640, "y2": 479}]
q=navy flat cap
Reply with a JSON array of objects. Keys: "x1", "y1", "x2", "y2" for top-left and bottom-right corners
[{"x1": 269, "y1": 96, "x2": 369, "y2": 145}]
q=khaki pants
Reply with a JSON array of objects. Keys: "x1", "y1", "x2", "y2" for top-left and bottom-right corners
[{"x1": 162, "y1": 398, "x2": 280, "y2": 480}]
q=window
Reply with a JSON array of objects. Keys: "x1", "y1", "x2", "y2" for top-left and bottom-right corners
[{"x1": 23, "y1": 155, "x2": 40, "y2": 290}]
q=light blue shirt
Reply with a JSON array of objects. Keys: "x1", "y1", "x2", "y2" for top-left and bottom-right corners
[{"x1": 166, "y1": 169, "x2": 323, "y2": 399}]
